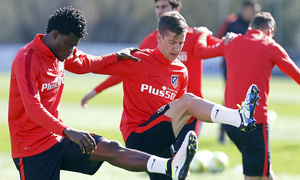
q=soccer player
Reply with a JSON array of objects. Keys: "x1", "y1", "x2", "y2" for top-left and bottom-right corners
[
  {"x1": 195, "y1": 12, "x2": 300, "y2": 180},
  {"x1": 216, "y1": 0, "x2": 261, "y2": 143},
  {"x1": 217, "y1": 0, "x2": 261, "y2": 39},
  {"x1": 91, "y1": 10, "x2": 260, "y2": 180},
  {"x1": 81, "y1": 0, "x2": 221, "y2": 157},
  {"x1": 8, "y1": 6, "x2": 198, "y2": 180}
]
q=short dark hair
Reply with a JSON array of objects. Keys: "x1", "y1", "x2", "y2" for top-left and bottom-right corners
[
  {"x1": 242, "y1": 0, "x2": 261, "y2": 11},
  {"x1": 158, "y1": 11, "x2": 188, "y2": 37},
  {"x1": 243, "y1": 0, "x2": 258, "y2": 6},
  {"x1": 46, "y1": 6, "x2": 87, "y2": 38},
  {"x1": 250, "y1": 12, "x2": 276, "y2": 32},
  {"x1": 154, "y1": 0, "x2": 182, "y2": 9}
]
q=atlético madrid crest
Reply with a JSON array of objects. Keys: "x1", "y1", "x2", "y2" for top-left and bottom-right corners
[{"x1": 171, "y1": 75, "x2": 179, "y2": 88}]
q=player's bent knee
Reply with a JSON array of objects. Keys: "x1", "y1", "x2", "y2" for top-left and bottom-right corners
[
  {"x1": 107, "y1": 140, "x2": 126, "y2": 156},
  {"x1": 178, "y1": 93, "x2": 197, "y2": 105},
  {"x1": 91, "y1": 139, "x2": 124, "y2": 160},
  {"x1": 108, "y1": 140, "x2": 124, "y2": 150}
]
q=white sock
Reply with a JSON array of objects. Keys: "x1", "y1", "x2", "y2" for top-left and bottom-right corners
[
  {"x1": 210, "y1": 104, "x2": 241, "y2": 128},
  {"x1": 147, "y1": 155, "x2": 168, "y2": 174}
]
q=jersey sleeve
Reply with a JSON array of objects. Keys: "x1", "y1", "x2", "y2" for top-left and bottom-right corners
[
  {"x1": 92, "y1": 51, "x2": 143, "y2": 77},
  {"x1": 14, "y1": 53, "x2": 68, "y2": 136},
  {"x1": 139, "y1": 31, "x2": 157, "y2": 49},
  {"x1": 194, "y1": 32, "x2": 225, "y2": 59},
  {"x1": 64, "y1": 48, "x2": 118, "y2": 74},
  {"x1": 94, "y1": 75, "x2": 123, "y2": 93},
  {"x1": 273, "y1": 45, "x2": 300, "y2": 84},
  {"x1": 207, "y1": 35, "x2": 223, "y2": 46}
]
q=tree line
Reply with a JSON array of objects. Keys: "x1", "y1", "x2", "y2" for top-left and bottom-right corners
[{"x1": 1, "y1": 0, "x2": 300, "y2": 50}]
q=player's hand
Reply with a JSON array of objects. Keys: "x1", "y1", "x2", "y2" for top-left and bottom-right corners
[
  {"x1": 116, "y1": 47, "x2": 141, "y2": 62},
  {"x1": 81, "y1": 90, "x2": 97, "y2": 108},
  {"x1": 194, "y1": 26, "x2": 213, "y2": 35},
  {"x1": 223, "y1": 32, "x2": 238, "y2": 45},
  {"x1": 63, "y1": 127, "x2": 97, "y2": 154}
]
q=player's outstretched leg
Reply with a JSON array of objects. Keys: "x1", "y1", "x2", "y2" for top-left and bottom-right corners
[
  {"x1": 238, "y1": 84, "x2": 260, "y2": 132},
  {"x1": 172, "y1": 130, "x2": 198, "y2": 180}
]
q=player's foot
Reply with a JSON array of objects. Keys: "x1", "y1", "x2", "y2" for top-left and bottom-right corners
[
  {"x1": 238, "y1": 84, "x2": 260, "y2": 132},
  {"x1": 172, "y1": 131, "x2": 198, "y2": 180}
]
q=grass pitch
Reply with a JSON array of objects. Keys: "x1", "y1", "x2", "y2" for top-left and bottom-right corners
[{"x1": 0, "y1": 72, "x2": 299, "y2": 179}]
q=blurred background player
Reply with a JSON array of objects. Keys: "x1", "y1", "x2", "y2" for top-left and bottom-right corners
[
  {"x1": 81, "y1": 0, "x2": 221, "y2": 156},
  {"x1": 216, "y1": 0, "x2": 261, "y2": 143},
  {"x1": 195, "y1": 12, "x2": 300, "y2": 180}
]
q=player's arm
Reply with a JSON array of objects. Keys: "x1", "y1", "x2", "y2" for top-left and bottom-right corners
[
  {"x1": 194, "y1": 29, "x2": 225, "y2": 59},
  {"x1": 206, "y1": 34, "x2": 222, "y2": 46},
  {"x1": 81, "y1": 50, "x2": 144, "y2": 107},
  {"x1": 92, "y1": 49, "x2": 144, "y2": 76},
  {"x1": 63, "y1": 127, "x2": 97, "y2": 154},
  {"x1": 274, "y1": 46, "x2": 300, "y2": 84},
  {"x1": 16, "y1": 55, "x2": 103, "y2": 154},
  {"x1": 14, "y1": 56, "x2": 68, "y2": 136},
  {"x1": 65, "y1": 48, "x2": 140, "y2": 74},
  {"x1": 81, "y1": 75, "x2": 123, "y2": 108}
]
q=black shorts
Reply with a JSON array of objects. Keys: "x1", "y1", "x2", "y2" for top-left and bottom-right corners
[
  {"x1": 13, "y1": 135, "x2": 105, "y2": 180},
  {"x1": 224, "y1": 123, "x2": 271, "y2": 177},
  {"x1": 126, "y1": 104, "x2": 176, "y2": 157}
]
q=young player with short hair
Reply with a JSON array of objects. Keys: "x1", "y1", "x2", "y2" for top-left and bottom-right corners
[
  {"x1": 8, "y1": 6, "x2": 198, "y2": 180},
  {"x1": 81, "y1": 2, "x2": 222, "y2": 172},
  {"x1": 91, "y1": 10, "x2": 260, "y2": 180},
  {"x1": 195, "y1": 12, "x2": 300, "y2": 180}
]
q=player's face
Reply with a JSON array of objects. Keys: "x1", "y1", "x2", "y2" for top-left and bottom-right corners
[
  {"x1": 51, "y1": 32, "x2": 80, "y2": 62},
  {"x1": 242, "y1": 6, "x2": 259, "y2": 22},
  {"x1": 157, "y1": 30, "x2": 186, "y2": 61},
  {"x1": 155, "y1": 0, "x2": 174, "y2": 20}
]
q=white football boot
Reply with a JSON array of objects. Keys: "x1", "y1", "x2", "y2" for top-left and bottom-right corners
[
  {"x1": 238, "y1": 84, "x2": 260, "y2": 132},
  {"x1": 172, "y1": 130, "x2": 198, "y2": 180}
]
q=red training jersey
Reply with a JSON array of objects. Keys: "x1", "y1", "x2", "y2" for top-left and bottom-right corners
[
  {"x1": 195, "y1": 30, "x2": 300, "y2": 124},
  {"x1": 139, "y1": 27, "x2": 222, "y2": 98},
  {"x1": 94, "y1": 27, "x2": 222, "y2": 97},
  {"x1": 93, "y1": 48, "x2": 188, "y2": 142},
  {"x1": 9, "y1": 34, "x2": 118, "y2": 158}
]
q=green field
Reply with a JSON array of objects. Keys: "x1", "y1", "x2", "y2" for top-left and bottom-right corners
[{"x1": 0, "y1": 72, "x2": 299, "y2": 179}]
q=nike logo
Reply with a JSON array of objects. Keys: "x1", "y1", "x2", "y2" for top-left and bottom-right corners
[
  {"x1": 175, "y1": 166, "x2": 179, "y2": 174},
  {"x1": 147, "y1": 73, "x2": 157, "y2": 78},
  {"x1": 215, "y1": 109, "x2": 219, "y2": 119},
  {"x1": 151, "y1": 159, "x2": 156, "y2": 169}
]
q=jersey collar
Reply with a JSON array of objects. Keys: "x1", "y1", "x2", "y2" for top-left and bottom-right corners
[
  {"x1": 33, "y1": 34, "x2": 57, "y2": 61},
  {"x1": 153, "y1": 47, "x2": 173, "y2": 66}
]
